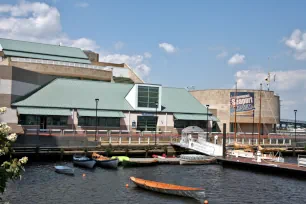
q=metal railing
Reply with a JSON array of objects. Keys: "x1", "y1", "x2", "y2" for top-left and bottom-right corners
[{"x1": 11, "y1": 57, "x2": 113, "y2": 71}]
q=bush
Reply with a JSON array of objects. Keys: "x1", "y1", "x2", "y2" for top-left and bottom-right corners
[{"x1": 0, "y1": 107, "x2": 28, "y2": 194}]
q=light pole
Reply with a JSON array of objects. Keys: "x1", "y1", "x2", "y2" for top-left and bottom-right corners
[
  {"x1": 155, "y1": 101, "x2": 158, "y2": 146},
  {"x1": 95, "y1": 98, "x2": 99, "y2": 141},
  {"x1": 293, "y1": 109, "x2": 297, "y2": 156},
  {"x1": 206, "y1": 104, "x2": 209, "y2": 141},
  {"x1": 252, "y1": 108, "x2": 255, "y2": 145}
]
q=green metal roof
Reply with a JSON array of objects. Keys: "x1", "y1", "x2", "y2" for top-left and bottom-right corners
[
  {"x1": 173, "y1": 113, "x2": 219, "y2": 122},
  {"x1": 161, "y1": 87, "x2": 208, "y2": 114},
  {"x1": 0, "y1": 38, "x2": 90, "y2": 64},
  {"x1": 4, "y1": 50, "x2": 90, "y2": 64},
  {"x1": 78, "y1": 109, "x2": 125, "y2": 117},
  {"x1": 13, "y1": 78, "x2": 134, "y2": 111},
  {"x1": 13, "y1": 78, "x2": 210, "y2": 114},
  {"x1": 17, "y1": 107, "x2": 71, "y2": 116}
]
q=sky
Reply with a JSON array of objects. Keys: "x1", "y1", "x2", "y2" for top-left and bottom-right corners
[{"x1": 0, "y1": 0, "x2": 306, "y2": 120}]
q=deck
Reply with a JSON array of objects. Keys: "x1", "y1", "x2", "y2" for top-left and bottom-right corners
[{"x1": 217, "y1": 156, "x2": 306, "y2": 178}]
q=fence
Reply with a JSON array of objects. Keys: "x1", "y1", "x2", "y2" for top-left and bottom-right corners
[{"x1": 15, "y1": 128, "x2": 306, "y2": 148}]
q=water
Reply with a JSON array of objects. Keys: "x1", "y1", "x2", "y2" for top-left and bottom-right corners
[{"x1": 2, "y1": 158, "x2": 306, "y2": 204}]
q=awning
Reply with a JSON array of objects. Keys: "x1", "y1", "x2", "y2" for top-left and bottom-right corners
[
  {"x1": 78, "y1": 109, "x2": 125, "y2": 118},
  {"x1": 17, "y1": 107, "x2": 72, "y2": 116},
  {"x1": 174, "y1": 113, "x2": 220, "y2": 122}
]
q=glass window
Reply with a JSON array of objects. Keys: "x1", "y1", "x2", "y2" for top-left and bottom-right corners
[
  {"x1": 78, "y1": 117, "x2": 120, "y2": 127},
  {"x1": 174, "y1": 120, "x2": 206, "y2": 129},
  {"x1": 137, "y1": 116, "x2": 157, "y2": 131},
  {"x1": 18, "y1": 115, "x2": 39, "y2": 125},
  {"x1": 137, "y1": 86, "x2": 159, "y2": 108},
  {"x1": 46, "y1": 116, "x2": 67, "y2": 126}
]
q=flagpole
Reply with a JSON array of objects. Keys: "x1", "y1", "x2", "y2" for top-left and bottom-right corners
[{"x1": 234, "y1": 81, "x2": 237, "y2": 142}]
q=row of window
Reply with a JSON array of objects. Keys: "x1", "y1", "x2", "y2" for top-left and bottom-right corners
[
  {"x1": 18, "y1": 115, "x2": 121, "y2": 127},
  {"x1": 78, "y1": 117, "x2": 120, "y2": 127},
  {"x1": 18, "y1": 115, "x2": 67, "y2": 126}
]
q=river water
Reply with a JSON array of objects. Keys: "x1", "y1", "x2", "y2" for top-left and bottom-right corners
[{"x1": 2, "y1": 157, "x2": 306, "y2": 204}]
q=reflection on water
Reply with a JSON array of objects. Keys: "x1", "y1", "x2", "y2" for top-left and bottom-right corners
[{"x1": 2, "y1": 157, "x2": 306, "y2": 204}]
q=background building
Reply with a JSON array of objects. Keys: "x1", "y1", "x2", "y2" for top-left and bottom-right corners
[
  {"x1": 0, "y1": 38, "x2": 218, "y2": 134},
  {"x1": 190, "y1": 89, "x2": 280, "y2": 134}
]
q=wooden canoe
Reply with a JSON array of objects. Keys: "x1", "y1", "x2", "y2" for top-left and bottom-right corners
[
  {"x1": 130, "y1": 177, "x2": 205, "y2": 198},
  {"x1": 122, "y1": 158, "x2": 158, "y2": 168}
]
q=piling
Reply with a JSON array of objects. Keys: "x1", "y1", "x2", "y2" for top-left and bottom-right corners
[{"x1": 223, "y1": 123, "x2": 226, "y2": 158}]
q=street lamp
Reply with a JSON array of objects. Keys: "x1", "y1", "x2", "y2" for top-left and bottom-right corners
[
  {"x1": 155, "y1": 101, "x2": 158, "y2": 146},
  {"x1": 95, "y1": 98, "x2": 99, "y2": 141},
  {"x1": 294, "y1": 109, "x2": 297, "y2": 156},
  {"x1": 206, "y1": 105, "x2": 209, "y2": 141},
  {"x1": 252, "y1": 108, "x2": 255, "y2": 145}
]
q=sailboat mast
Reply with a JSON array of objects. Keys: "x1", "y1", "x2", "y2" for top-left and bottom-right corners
[
  {"x1": 234, "y1": 81, "x2": 237, "y2": 141},
  {"x1": 258, "y1": 83, "x2": 262, "y2": 145}
]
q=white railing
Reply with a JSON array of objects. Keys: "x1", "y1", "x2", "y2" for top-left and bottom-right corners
[
  {"x1": 11, "y1": 57, "x2": 113, "y2": 71},
  {"x1": 298, "y1": 155, "x2": 306, "y2": 167}
]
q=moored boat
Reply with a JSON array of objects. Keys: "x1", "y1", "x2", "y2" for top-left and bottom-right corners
[
  {"x1": 92, "y1": 153, "x2": 119, "y2": 169},
  {"x1": 179, "y1": 154, "x2": 217, "y2": 165},
  {"x1": 54, "y1": 166, "x2": 74, "y2": 175},
  {"x1": 130, "y1": 177, "x2": 205, "y2": 198},
  {"x1": 73, "y1": 155, "x2": 96, "y2": 169},
  {"x1": 111, "y1": 156, "x2": 130, "y2": 165},
  {"x1": 122, "y1": 158, "x2": 158, "y2": 168}
]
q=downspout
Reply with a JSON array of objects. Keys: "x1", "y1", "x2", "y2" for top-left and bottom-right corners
[
  {"x1": 165, "y1": 113, "x2": 167, "y2": 131},
  {"x1": 128, "y1": 111, "x2": 130, "y2": 131}
]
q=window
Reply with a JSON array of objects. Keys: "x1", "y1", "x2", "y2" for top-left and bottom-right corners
[
  {"x1": 137, "y1": 116, "x2": 157, "y2": 131},
  {"x1": 18, "y1": 115, "x2": 39, "y2": 125},
  {"x1": 174, "y1": 120, "x2": 206, "y2": 129},
  {"x1": 47, "y1": 116, "x2": 67, "y2": 126},
  {"x1": 78, "y1": 117, "x2": 120, "y2": 127},
  {"x1": 138, "y1": 86, "x2": 159, "y2": 108}
]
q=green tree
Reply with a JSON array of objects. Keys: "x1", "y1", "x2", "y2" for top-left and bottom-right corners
[{"x1": 0, "y1": 107, "x2": 28, "y2": 195}]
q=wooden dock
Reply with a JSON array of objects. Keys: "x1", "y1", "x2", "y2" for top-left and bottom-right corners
[{"x1": 217, "y1": 156, "x2": 306, "y2": 178}]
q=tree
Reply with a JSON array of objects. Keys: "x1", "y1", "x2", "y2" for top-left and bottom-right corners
[{"x1": 0, "y1": 107, "x2": 28, "y2": 194}]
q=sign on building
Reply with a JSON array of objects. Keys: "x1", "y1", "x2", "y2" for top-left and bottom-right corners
[{"x1": 230, "y1": 92, "x2": 254, "y2": 117}]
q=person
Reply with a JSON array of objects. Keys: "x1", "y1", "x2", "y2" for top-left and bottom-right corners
[{"x1": 214, "y1": 135, "x2": 218, "y2": 144}]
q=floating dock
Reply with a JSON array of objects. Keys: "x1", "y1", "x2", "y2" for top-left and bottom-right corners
[{"x1": 217, "y1": 156, "x2": 306, "y2": 178}]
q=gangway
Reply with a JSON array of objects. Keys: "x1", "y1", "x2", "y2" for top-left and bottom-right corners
[{"x1": 171, "y1": 126, "x2": 223, "y2": 156}]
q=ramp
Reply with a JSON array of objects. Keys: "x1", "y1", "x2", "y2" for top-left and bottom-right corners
[{"x1": 172, "y1": 140, "x2": 223, "y2": 156}]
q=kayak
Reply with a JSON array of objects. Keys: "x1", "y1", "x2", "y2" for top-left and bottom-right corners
[{"x1": 130, "y1": 176, "x2": 205, "y2": 198}]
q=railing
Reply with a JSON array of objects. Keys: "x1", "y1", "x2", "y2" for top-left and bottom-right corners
[
  {"x1": 298, "y1": 155, "x2": 306, "y2": 167},
  {"x1": 11, "y1": 57, "x2": 113, "y2": 71}
]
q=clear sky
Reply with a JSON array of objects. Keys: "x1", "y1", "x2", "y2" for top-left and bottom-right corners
[{"x1": 0, "y1": 0, "x2": 305, "y2": 120}]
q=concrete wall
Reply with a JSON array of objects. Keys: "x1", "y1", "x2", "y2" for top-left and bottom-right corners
[
  {"x1": 9, "y1": 61, "x2": 112, "y2": 81},
  {"x1": 0, "y1": 66, "x2": 56, "y2": 129},
  {"x1": 190, "y1": 89, "x2": 280, "y2": 133}
]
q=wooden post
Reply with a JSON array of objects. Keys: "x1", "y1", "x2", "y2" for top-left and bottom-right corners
[{"x1": 223, "y1": 123, "x2": 226, "y2": 158}]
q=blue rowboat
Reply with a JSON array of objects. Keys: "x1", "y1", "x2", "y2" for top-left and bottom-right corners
[
  {"x1": 54, "y1": 166, "x2": 74, "y2": 175},
  {"x1": 73, "y1": 155, "x2": 96, "y2": 169},
  {"x1": 95, "y1": 158, "x2": 119, "y2": 169}
]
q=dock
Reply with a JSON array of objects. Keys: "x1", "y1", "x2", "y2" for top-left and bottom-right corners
[{"x1": 217, "y1": 156, "x2": 306, "y2": 178}]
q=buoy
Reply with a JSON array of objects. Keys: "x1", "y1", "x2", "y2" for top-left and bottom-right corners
[
  {"x1": 125, "y1": 184, "x2": 129, "y2": 188},
  {"x1": 204, "y1": 200, "x2": 208, "y2": 204},
  {"x1": 83, "y1": 173, "x2": 86, "y2": 177}
]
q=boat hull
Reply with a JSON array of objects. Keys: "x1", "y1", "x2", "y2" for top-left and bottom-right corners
[
  {"x1": 130, "y1": 177, "x2": 205, "y2": 198},
  {"x1": 73, "y1": 156, "x2": 96, "y2": 169},
  {"x1": 179, "y1": 158, "x2": 217, "y2": 165},
  {"x1": 122, "y1": 160, "x2": 158, "y2": 168},
  {"x1": 95, "y1": 159, "x2": 119, "y2": 169},
  {"x1": 54, "y1": 166, "x2": 74, "y2": 175}
]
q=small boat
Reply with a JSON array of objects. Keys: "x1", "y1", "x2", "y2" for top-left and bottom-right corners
[
  {"x1": 73, "y1": 155, "x2": 96, "y2": 169},
  {"x1": 54, "y1": 166, "x2": 74, "y2": 175},
  {"x1": 92, "y1": 153, "x2": 119, "y2": 169},
  {"x1": 122, "y1": 158, "x2": 158, "y2": 168},
  {"x1": 111, "y1": 156, "x2": 129, "y2": 165},
  {"x1": 111, "y1": 156, "x2": 130, "y2": 162},
  {"x1": 179, "y1": 154, "x2": 217, "y2": 165},
  {"x1": 130, "y1": 177, "x2": 205, "y2": 198}
]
